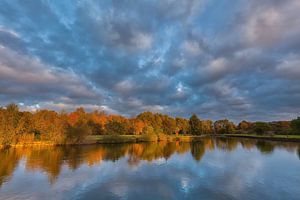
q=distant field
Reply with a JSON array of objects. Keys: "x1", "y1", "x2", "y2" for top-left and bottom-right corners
[
  {"x1": 222, "y1": 134, "x2": 300, "y2": 141},
  {"x1": 83, "y1": 134, "x2": 300, "y2": 144}
]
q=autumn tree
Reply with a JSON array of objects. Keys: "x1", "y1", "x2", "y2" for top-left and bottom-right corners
[
  {"x1": 238, "y1": 121, "x2": 251, "y2": 131},
  {"x1": 202, "y1": 120, "x2": 213, "y2": 134},
  {"x1": 129, "y1": 119, "x2": 145, "y2": 135},
  {"x1": 0, "y1": 104, "x2": 22, "y2": 145},
  {"x1": 214, "y1": 119, "x2": 236, "y2": 134},
  {"x1": 161, "y1": 115, "x2": 177, "y2": 135},
  {"x1": 175, "y1": 117, "x2": 189, "y2": 135}
]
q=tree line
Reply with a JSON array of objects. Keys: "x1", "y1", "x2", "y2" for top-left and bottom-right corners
[{"x1": 0, "y1": 103, "x2": 300, "y2": 146}]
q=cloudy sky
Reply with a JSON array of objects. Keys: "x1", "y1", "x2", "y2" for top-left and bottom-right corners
[{"x1": 0, "y1": 0, "x2": 300, "y2": 122}]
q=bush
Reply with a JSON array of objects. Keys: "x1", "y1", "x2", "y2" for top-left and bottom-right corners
[
  {"x1": 140, "y1": 134, "x2": 158, "y2": 142},
  {"x1": 157, "y1": 133, "x2": 167, "y2": 141}
]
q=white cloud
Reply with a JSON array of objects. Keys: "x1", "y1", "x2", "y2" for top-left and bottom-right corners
[{"x1": 244, "y1": 0, "x2": 300, "y2": 46}]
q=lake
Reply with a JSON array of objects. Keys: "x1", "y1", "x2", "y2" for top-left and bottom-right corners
[{"x1": 0, "y1": 137, "x2": 300, "y2": 200}]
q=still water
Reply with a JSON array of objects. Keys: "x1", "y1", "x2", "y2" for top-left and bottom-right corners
[{"x1": 0, "y1": 137, "x2": 300, "y2": 200}]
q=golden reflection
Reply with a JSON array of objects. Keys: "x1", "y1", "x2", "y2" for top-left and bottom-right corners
[{"x1": 0, "y1": 138, "x2": 299, "y2": 186}]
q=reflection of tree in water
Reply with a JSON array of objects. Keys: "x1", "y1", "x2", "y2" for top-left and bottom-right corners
[
  {"x1": 215, "y1": 138, "x2": 238, "y2": 151},
  {"x1": 190, "y1": 142, "x2": 205, "y2": 162},
  {"x1": 240, "y1": 139, "x2": 256, "y2": 150},
  {"x1": 256, "y1": 141, "x2": 275, "y2": 154},
  {"x1": 1, "y1": 138, "x2": 299, "y2": 187},
  {"x1": 26, "y1": 147, "x2": 64, "y2": 184},
  {"x1": 176, "y1": 142, "x2": 191, "y2": 154},
  {"x1": 102, "y1": 144, "x2": 129, "y2": 162},
  {"x1": 0, "y1": 148, "x2": 22, "y2": 187},
  {"x1": 203, "y1": 138, "x2": 215, "y2": 151},
  {"x1": 163, "y1": 142, "x2": 177, "y2": 160}
]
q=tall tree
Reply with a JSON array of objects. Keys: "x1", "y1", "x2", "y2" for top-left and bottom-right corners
[
  {"x1": 291, "y1": 117, "x2": 300, "y2": 134},
  {"x1": 214, "y1": 119, "x2": 236, "y2": 134},
  {"x1": 189, "y1": 114, "x2": 202, "y2": 135}
]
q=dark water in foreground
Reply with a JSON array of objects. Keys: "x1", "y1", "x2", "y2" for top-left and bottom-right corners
[{"x1": 0, "y1": 137, "x2": 300, "y2": 200}]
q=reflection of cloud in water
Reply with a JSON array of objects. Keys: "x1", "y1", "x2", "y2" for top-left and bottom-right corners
[{"x1": 0, "y1": 139, "x2": 300, "y2": 200}]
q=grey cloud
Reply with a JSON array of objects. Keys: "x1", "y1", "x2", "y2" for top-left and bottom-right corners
[
  {"x1": 0, "y1": 0, "x2": 299, "y2": 121},
  {"x1": 0, "y1": 46, "x2": 101, "y2": 107}
]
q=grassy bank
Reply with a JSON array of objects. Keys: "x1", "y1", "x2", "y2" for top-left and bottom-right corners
[
  {"x1": 219, "y1": 134, "x2": 300, "y2": 142},
  {"x1": 0, "y1": 141, "x2": 56, "y2": 149},
  {"x1": 0, "y1": 135, "x2": 209, "y2": 149},
  {"x1": 85, "y1": 134, "x2": 208, "y2": 144}
]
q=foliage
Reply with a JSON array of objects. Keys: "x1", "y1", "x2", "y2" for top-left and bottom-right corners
[
  {"x1": 253, "y1": 122, "x2": 271, "y2": 135},
  {"x1": 291, "y1": 117, "x2": 300, "y2": 134},
  {"x1": 238, "y1": 121, "x2": 252, "y2": 130},
  {"x1": 105, "y1": 120, "x2": 127, "y2": 135},
  {"x1": 0, "y1": 103, "x2": 299, "y2": 146},
  {"x1": 214, "y1": 119, "x2": 236, "y2": 134},
  {"x1": 189, "y1": 114, "x2": 202, "y2": 135}
]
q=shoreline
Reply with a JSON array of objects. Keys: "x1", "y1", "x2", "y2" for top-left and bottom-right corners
[
  {"x1": 1, "y1": 134, "x2": 300, "y2": 149},
  {"x1": 216, "y1": 134, "x2": 300, "y2": 143},
  {"x1": 0, "y1": 135, "x2": 208, "y2": 149}
]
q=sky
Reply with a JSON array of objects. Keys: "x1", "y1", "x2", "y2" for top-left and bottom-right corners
[{"x1": 0, "y1": 0, "x2": 300, "y2": 122}]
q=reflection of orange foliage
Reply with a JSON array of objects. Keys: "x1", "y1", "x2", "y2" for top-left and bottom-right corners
[
  {"x1": 85, "y1": 149, "x2": 105, "y2": 166},
  {"x1": 25, "y1": 147, "x2": 64, "y2": 184},
  {"x1": 131, "y1": 144, "x2": 144, "y2": 156},
  {"x1": 1, "y1": 139, "x2": 299, "y2": 187},
  {"x1": 204, "y1": 138, "x2": 215, "y2": 151}
]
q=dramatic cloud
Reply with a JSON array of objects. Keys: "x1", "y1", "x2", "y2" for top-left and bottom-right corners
[{"x1": 0, "y1": 0, "x2": 300, "y2": 121}]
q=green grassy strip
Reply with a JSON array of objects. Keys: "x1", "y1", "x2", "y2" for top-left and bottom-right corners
[
  {"x1": 85, "y1": 135, "x2": 208, "y2": 143},
  {"x1": 222, "y1": 134, "x2": 300, "y2": 141}
]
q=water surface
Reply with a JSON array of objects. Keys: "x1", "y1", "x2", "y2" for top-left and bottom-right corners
[{"x1": 0, "y1": 137, "x2": 300, "y2": 200}]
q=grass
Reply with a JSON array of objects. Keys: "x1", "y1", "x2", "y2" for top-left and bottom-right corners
[
  {"x1": 222, "y1": 134, "x2": 300, "y2": 141},
  {"x1": 85, "y1": 135, "x2": 141, "y2": 144},
  {"x1": 85, "y1": 134, "x2": 209, "y2": 144},
  {"x1": 0, "y1": 141, "x2": 56, "y2": 149},
  {"x1": 1, "y1": 135, "x2": 207, "y2": 149}
]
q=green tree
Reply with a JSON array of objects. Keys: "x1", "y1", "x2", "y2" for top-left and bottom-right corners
[
  {"x1": 254, "y1": 122, "x2": 271, "y2": 135},
  {"x1": 189, "y1": 114, "x2": 202, "y2": 135},
  {"x1": 87, "y1": 120, "x2": 104, "y2": 135},
  {"x1": 141, "y1": 125, "x2": 158, "y2": 141},
  {"x1": 105, "y1": 120, "x2": 127, "y2": 135},
  {"x1": 136, "y1": 112, "x2": 163, "y2": 133},
  {"x1": 291, "y1": 117, "x2": 300, "y2": 134},
  {"x1": 66, "y1": 120, "x2": 92, "y2": 144}
]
